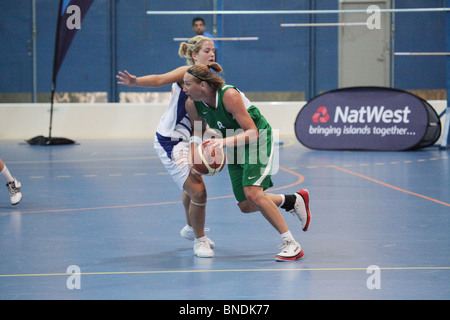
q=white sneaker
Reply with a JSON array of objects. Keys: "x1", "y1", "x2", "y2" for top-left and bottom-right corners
[
  {"x1": 193, "y1": 237, "x2": 214, "y2": 258},
  {"x1": 6, "y1": 179, "x2": 22, "y2": 205},
  {"x1": 290, "y1": 189, "x2": 311, "y2": 231},
  {"x1": 180, "y1": 225, "x2": 215, "y2": 248},
  {"x1": 275, "y1": 239, "x2": 304, "y2": 262}
]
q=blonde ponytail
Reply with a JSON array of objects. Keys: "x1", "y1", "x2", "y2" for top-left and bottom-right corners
[
  {"x1": 178, "y1": 42, "x2": 189, "y2": 59},
  {"x1": 178, "y1": 35, "x2": 212, "y2": 66}
]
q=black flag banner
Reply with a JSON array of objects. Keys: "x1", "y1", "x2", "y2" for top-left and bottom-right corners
[{"x1": 27, "y1": 0, "x2": 94, "y2": 145}]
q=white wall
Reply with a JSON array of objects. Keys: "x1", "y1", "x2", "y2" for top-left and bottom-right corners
[{"x1": 0, "y1": 101, "x2": 446, "y2": 140}]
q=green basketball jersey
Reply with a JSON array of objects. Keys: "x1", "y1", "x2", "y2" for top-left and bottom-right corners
[
  {"x1": 193, "y1": 84, "x2": 271, "y2": 137},
  {"x1": 193, "y1": 84, "x2": 275, "y2": 202}
]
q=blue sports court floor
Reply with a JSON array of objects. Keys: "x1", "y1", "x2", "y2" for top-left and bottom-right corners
[{"x1": 0, "y1": 138, "x2": 449, "y2": 300}]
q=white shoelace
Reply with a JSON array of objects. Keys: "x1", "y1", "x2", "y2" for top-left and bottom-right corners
[
  {"x1": 6, "y1": 181, "x2": 20, "y2": 196},
  {"x1": 278, "y1": 239, "x2": 296, "y2": 250}
]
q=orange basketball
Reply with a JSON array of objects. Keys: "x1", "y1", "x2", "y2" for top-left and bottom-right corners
[{"x1": 192, "y1": 140, "x2": 226, "y2": 176}]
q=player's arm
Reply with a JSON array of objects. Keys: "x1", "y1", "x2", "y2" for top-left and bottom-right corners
[
  {"x1": 116, "y1": 66, "x2": 189, "y2": 88},
  {"x1": 185, "y1": 98, "x2": 208, "y2": 175},
  {"x1": 185, "y1": 98, "x2": 208, "y2": 140},
  {"x1": 220, "y1": 89, "x2": 258, "y2": 148}
]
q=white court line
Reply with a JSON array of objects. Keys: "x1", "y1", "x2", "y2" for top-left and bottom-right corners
[
  {"x1": 395, "y1": 52, "x2": 450, "y2": 56},
  {"x1": 173, "y1": 37, "x2": 259, "y2": 41},
  {"x1": 1, "y1": 266, "x2": 449, "y2": 278},
  {"x1": 281, "y1": 22, "x2": 368, "y2": 27}
]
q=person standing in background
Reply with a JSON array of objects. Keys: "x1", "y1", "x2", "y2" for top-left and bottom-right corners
[
  {"x1": 192, "y1": 17, "x2": 218, "y2": 61},
  {"x1": 192, "y1": 17, "x2": 213, "y2": 39}
]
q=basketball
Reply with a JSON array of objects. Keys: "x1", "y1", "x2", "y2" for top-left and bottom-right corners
[{"x1": 192, "y1": 140, "x2": 226, "y2": 176}]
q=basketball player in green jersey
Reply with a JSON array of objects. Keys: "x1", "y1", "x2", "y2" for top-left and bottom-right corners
[{"x1": 183, "y1": 63, "x2": 311, "y2": 261}]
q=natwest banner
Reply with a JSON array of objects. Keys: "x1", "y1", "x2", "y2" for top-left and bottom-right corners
[{"x1": 295, "y1": 87, "x2": 441, "y2": 151}]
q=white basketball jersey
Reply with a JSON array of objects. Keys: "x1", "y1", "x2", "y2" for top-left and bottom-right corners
[{"x1": 156, "y1": 82, "x2": 191, "y2": 142}]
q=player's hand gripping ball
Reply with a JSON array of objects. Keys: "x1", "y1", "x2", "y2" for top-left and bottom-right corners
[{"x1": 191, "y1": 140, "x2": 226, "y2": 176}]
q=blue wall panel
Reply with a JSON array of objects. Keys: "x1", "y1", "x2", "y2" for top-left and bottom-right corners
[
  {"x1": 0, "y1": 0, "x2": 33, "y2": 93},
  {"x1": 394, "y1": 0, "x2": 446, "y2": 89},
  {"x1": 220, "y1": 0, "x2": 309, "y2": 93},
  {"x1": 117, "y1": 0, "x2": 214, "y2": 93},
  {"x1": 0, "y1": 0, "x2": 447, "y2": 101}
]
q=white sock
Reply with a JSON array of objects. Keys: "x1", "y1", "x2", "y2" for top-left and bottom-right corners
[
  {"x1": 194, "y1": 236, "x2": 207, "y2": 242},
  {"x1": 0, "y1": 166, "x2": 14, "y2": 183},
  {"x1": 279, "y1": 194, "x2": 286, "y2": 207},
  {"x1": 281, "y1": 230, "x2": 294, "y2": 242}
]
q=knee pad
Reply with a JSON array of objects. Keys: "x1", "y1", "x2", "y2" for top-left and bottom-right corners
[{"x1": 190, "y1": 199, "x2": 207, "y2": 207}]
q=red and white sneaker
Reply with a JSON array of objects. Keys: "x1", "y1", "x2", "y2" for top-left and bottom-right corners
[
  {"x1": 290, "y1": 189, "x2": 311, "y2": 232},
  {"x1": 275, "y1": 240, "x2": 304, "y2": 262}
]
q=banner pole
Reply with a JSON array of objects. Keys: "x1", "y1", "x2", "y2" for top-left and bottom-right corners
[
  {"x1": 48, "y1": 84, "x2": 55, "y2": 142},
  {"x1": 26, "y1": 0, "x2": 76, "y2": 146},
  {"x1": 27, "y1": 0, "x2": 94, "y2": 145},
  {"x1": 441, "y1": 9, "x2": 450, "y2": 149},
  {"x1": 47, "y1": 0, "x2": 63, "y2": 144}
]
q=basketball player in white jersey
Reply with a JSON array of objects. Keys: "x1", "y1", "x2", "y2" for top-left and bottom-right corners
[{"x1": 117, "y1": 36, "x2": 216, "y2": 258}]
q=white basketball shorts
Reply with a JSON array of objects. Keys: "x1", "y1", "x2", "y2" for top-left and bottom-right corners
[{"x1": 154, "y1": 138, "x2": 190, "y2": 191}]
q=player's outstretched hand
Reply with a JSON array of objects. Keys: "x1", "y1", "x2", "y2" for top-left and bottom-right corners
[{"x1": 116, "y1": 70, "x2": 137, "y2": 87}]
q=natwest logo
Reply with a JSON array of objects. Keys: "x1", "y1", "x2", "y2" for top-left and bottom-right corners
[
  {"x1": 312, "y1": 106, "x2": 330, "y2": 123},
  {"x1": 334, "y1": 106, "x2": 411, "y2": 124},
  {"x1": 295, "y1": 87, "x2": 440, "y2": 151}
]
